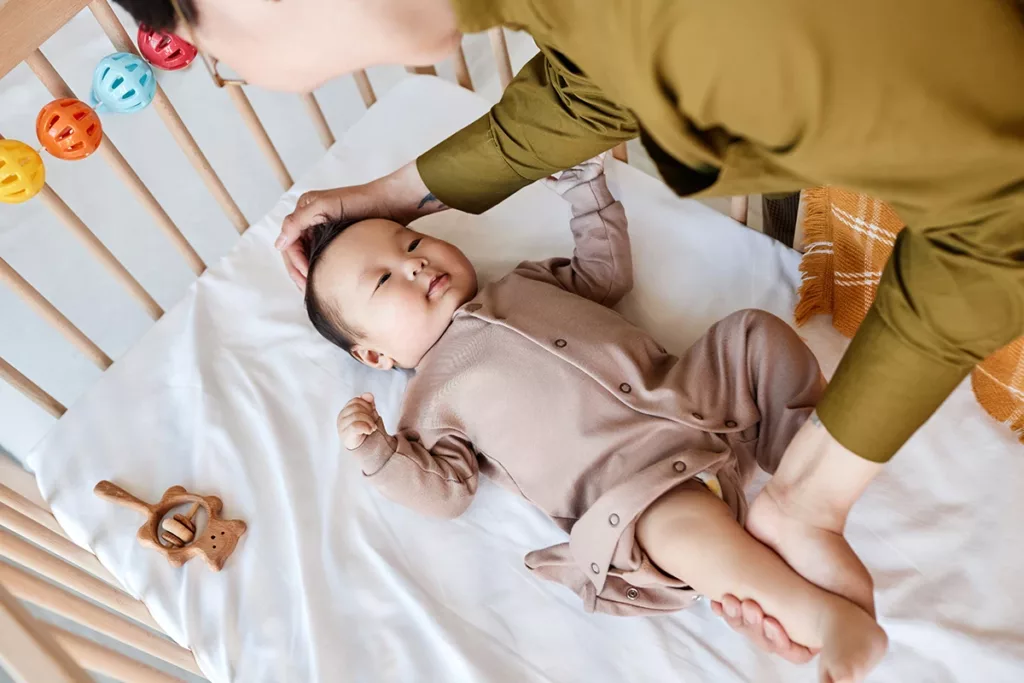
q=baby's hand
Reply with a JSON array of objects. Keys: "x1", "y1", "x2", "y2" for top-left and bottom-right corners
[
  {"x1": 337, "y1": 393, "x2": 385, "y2": 450},
  {"x1": 544, "y1": 154, "x2": 607, "y2": 195}
]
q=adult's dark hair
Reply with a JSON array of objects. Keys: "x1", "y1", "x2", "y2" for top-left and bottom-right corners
[
  {"x1": 304, "y1": 218, "x2": 363, "y2": 353},
  {"x1": 113, "y1": 0, "x2": 197, "y2": 31}
]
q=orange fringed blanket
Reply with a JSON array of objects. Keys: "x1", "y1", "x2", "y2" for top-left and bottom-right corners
[{"x1": 795, "y1": 187, "x2": 1024, "y2": 443}]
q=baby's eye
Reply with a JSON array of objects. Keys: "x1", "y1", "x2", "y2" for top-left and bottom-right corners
[
  {"x1": 407, "y1": 238, "x2": 422, "y2": 252},
  {"x1": 376, "y1": 272, "x2": 391, "y2": 289}
]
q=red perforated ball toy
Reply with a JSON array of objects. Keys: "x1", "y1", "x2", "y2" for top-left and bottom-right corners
[
  {"x1": 138, "y1": 25, "x2": 198, "y2": 71},
  {"x1": 35, "y1": 98, "x2": 103, "y2": 161}
]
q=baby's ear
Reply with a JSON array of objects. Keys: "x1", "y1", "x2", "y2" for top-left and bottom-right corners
[{"x1": 351, "y1": 346, "x2": 395, "y2": 371}]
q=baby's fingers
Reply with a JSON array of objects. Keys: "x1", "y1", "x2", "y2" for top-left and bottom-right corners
[
  {"x1": 340, "y1": 418, "x2": 377, "y2": 450},
  {"x1": 339, "y1": 398, "x2": 376, "y2": 420}
]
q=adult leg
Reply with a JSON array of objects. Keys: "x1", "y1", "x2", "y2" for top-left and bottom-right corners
[{"x1": 636, "y1": 481, "x2": 886, "y2": 683}]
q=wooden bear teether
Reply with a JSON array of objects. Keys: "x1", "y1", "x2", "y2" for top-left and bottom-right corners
[{"x1": 94, "y1": 481, "x2": 246, "y2": 571}]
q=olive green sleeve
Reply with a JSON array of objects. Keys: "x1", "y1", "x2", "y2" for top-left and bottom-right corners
[
  {"x1": 818, "y1": 199, "x2": 1024, "y2": 461},
  {"x1": 417, "y1": 50, "x2": 638, "y2": 214}
]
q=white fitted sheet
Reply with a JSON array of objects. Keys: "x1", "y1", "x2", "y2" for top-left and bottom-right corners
[{"x1": 27, "y1": 77, "x2": 1024, "y2": 682}]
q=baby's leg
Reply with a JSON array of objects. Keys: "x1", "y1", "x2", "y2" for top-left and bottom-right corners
[{"x1": 635, "y1": 481, "x2": 886, "y2": 683}]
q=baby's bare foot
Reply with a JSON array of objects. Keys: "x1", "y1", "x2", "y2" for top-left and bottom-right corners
[
  {"x1": 817, "y1": 597, "x2": 887, "y2": 683},
  {"x1": 747, "y1": 484, "x2": 875, "y2": 616}
]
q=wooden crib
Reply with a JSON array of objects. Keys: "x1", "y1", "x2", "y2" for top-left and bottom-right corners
[{"x1": 0, "y1": 2, "x2": 751, "y2": 680}]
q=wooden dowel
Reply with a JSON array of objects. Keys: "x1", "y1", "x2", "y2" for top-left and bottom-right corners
[
  {"x1": 0, "y1": 581, "x2": 93, "y2": 683},
  {"x1": 488, "y1": 28, "x2": 514, "y2": 89},
  {"x1": 0, "y1": 459, "x2": 49, "y2": 513},
  {"x1": 0, "y1": 503, "x2": 118, "y2": 588},
  {"x1": 0, "y1": 563, "x2": 202, "y2": 677},
  {"x1": 0, "y1": 484, "x2": 66, "y2": 540},
  {"x1": 300, "y1": 93, "x2": 335, "y2": 149},
  {"x1": 25, "y1": 48, "x2": 206, "y2": 276},
  {"x1": 405, "y1": 65, "x2": 438, "y2": 76},
  {"x1": 50, "y1": 625, "x2": 187, "y2": 683},
  {"x1": 612, "y1": 142, "x2": 629, "y2": 164},
  {"x1": 37, "y1": 185, "x2": 164, "y2": 320},
  {"x1": 730, "y1": 195, "x2": 750, "y2": 225},
  {"x1": 88, "y1": 0, "x2": 249, "y2": 234},
  {"x1": 224, "y1": 85, "x2": 292, "y2": 190},
  {"x1": 352, "y1": 70, "x2": 376, "y2": 108},
  {"x1": 0, "y1": 133, "x2": 162, "y2": 319},
  {"x1": 49, "y1": 626, "x2": 187, "y2": 683},
  {"x1": 0, "y1": 357, "x2": 65, "y2": 418},
  {"x1": 0, "y1": 258, "x2": 111, "y2": 370},
  {"x1": 453, "y1": 45, "x2": 473, "y2": 91},
  {"x1": 0, "y1": 529, "x2": 160, "y2": 631}
]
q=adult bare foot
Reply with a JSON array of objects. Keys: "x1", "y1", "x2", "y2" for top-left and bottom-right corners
[{"x1": 746, "y1": 414, "x2": 882, "y2": 616}]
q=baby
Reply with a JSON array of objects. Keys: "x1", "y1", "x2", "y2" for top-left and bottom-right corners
[{"x1": 303, "y1": 158, "x2": 886, "y2": 682}]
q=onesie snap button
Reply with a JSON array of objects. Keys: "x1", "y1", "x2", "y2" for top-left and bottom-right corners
[
  {"x1": 619, "y1": 383, "x2": 632, "y2": 394},
  {"x1": 673, "y1": 461, "x2": 687, "y2": 473},
  {"x1": 691, "y1": 412, "x2": 704, "y2": 421},
  {"x1": 465, "y1": 303, "x2": 482, "y2": 313},
  {"x1": 725, "y1": 420, "x2": 737, "y2": 428},
  {"x1": 608, "y1": 513, "x2": 620, "y2": 526},
  {"x1": 591, "y1": 563, "x2": 601, "y2": 574},
  {"x1": 555, "y1": 339, "x2": 567, "y2": 348},
  {"x1": 626, "y1": 588, "x2": 640, "y2": 600}
]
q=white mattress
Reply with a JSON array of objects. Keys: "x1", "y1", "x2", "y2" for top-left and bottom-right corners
[{"x1": 27, "y1": 78, "x2": 1024, "y2": 683}]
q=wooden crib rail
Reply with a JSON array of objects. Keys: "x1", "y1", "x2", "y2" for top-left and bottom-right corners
[{"x1": 0, "y1": 0, "x2": 93, "y2": 79}]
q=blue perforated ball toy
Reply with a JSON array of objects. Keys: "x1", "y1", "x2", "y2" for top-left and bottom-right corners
[{"x1": 90, "y1": 53, "x2": 156, "y2": 114}]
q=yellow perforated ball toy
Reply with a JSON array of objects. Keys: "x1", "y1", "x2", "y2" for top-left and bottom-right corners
[{"x1": 0, "y1": 139, "x2": 46, "y2": 204}]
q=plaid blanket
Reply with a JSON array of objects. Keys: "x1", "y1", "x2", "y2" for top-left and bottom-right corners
[{"x1": 795, "y1": 187, "x2": 1024, "y2": 443}]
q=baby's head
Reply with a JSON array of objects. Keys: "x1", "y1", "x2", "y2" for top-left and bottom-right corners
[{"x1": 304, "y1": 218, "x2": 478, "y2": 369}]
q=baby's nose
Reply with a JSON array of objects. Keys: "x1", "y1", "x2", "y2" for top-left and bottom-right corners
[{"x1": 403, "y1": 257, "x2": 427, "y2": 279}]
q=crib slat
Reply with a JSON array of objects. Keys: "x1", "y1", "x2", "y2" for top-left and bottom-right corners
[
  {"x1": 225, "y1": 85, "x2": 293, "y2": 190},
  {"x1": 488, "y1": 28, "x2": 514, "y2": 89},
  {"x1": 0, "y1": 133, "x2": 163, "y2": 320},
  {"x1": 301, "y1": 93, "x2": 335, "y2": 149},
  {"x1": 0, "y1": 529, "x2": 161, "y2": 631},
  {"x1": 0, "y1": 459, "x2": 49, "y2": 513},
  {"x1": 406, "y1": 65, "x2": 439, "y2": 76},
  {"x1": 0, "y1": 484, "x2": 66, "y2": 540},
  {"x1": 0, "y1": 563, "x2": 203, "y2": 677},
  {"x1": 50, "y1": 625, "x2": 187, "y2": 683},
  {"x1": 38, "y1": 184, "x2": 164, "y2": 320},
  {"x1": 0, "y1": 258, "x2": 112, "y2": 370},
  {"x1": 0, "y1": 357, "x2": 66, "y2": 418},
  {"x1": 353, "y1": 70, "x2": 377, "y2": 108},
  {"x1": 88, "y1": 0, "x2": 249, "y2": 234},
  {"x1": 25, "y1": 48, "x2": 206, "y2": 276},
  {"x1": 0, "y1": 503, "x2": 118, "y2": 588},
  {"x1": 453, "y1": 45, "x2": 473, "y2": 91},
  {"x1": 0, "y1": 580, "x2": 93, "y2": 683},
  {"x1": 730, "y1": 195, "x2": 750, "y2": 225}
]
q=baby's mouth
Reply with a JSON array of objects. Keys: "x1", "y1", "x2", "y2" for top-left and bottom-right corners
[{"x1": 427, "y1": 273, "x2": 450, "y2": 299}]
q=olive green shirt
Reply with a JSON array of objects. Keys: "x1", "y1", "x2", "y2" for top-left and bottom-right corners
[{"x1": 418, "y1": 0, "x2": 1024, "y2": 462}]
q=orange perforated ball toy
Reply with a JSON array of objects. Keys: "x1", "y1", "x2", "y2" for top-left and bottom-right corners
[{"x1": 36, "y1": 98, "x2": 103, "y2": 161}]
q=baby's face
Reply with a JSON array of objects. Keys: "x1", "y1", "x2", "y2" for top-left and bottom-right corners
[{"x1": 314, "y1": 219, "x2": 477, "y2": 368}]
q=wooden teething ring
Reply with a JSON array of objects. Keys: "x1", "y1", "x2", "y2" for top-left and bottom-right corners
[{"x1": 94, "y1": 481, "x2": 246, "y2": 571}]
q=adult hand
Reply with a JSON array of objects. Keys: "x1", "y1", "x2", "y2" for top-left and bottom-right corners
[
  {"x1": 276, "y1": 161, "x2": 448, "y2": 291},
  {"x1": 711, "y1": 596, "x2": 816, "y2": 664}
]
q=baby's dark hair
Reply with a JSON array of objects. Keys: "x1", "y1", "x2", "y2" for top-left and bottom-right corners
[
  {"x1": 304, "y1": 218, "x2": 364, "y2": 352},
  {"x1": 113, "y1": 0, "x2": 197, "y2": 31}
]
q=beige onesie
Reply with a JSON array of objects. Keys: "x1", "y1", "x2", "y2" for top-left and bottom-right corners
[{"x1": 353, "y1": 163, "x2": 823, "y2": 616}]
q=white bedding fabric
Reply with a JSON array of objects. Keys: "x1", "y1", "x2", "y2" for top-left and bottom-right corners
[{"x1": 27, "y1": 78, "x2": 1023, "y2": 683}]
